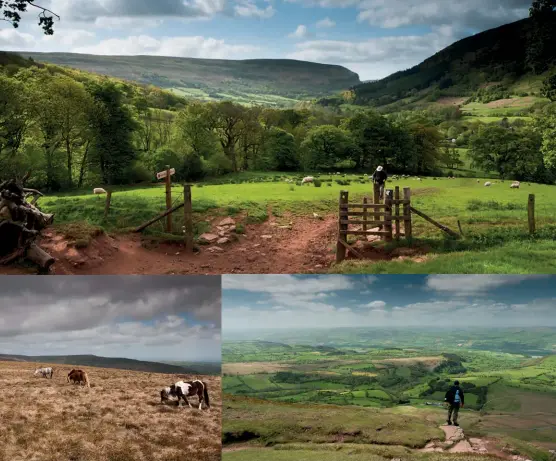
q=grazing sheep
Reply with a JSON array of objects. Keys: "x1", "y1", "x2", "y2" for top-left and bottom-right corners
[
  {"x1": 510, "y1": 181, "x2": 520, "y2": 189},
  {"x1": 93, "y1": 188, "x2": 107, "y2": 194},
  {"x1": 301, "y1": 176, "x2": 314, "y2": 184},
  {"x1": 484, "y1": 182, "x2": 492, "y2": 187}
]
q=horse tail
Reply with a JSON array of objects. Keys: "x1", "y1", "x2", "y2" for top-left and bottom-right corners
[
  {"x1": 203, "y1": 382, "x2": 210, "y2": 408},
  {"x1": 51, "y1": 368, "x2": 54, "y2": 379}
]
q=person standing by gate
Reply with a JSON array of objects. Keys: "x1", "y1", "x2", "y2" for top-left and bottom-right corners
[
  {"x1": 371, "y1": 166, "x2": 387, "y2": 200},
  {"x1": 445, "y1": 380, "x2": 465, "y2": 426}
]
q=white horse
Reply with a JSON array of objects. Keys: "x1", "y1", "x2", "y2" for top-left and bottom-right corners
[
  {"x1": 34, "y1": 367, "x2": 54, "y2": 379},
  {"x1": 161, "y1": 380, "x2": 210, "y2": 410}
]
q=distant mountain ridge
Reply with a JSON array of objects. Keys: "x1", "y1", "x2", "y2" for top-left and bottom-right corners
[
  {"x1": 14, "y1": 52, "x2": 361, "y2": 105},
  {"x1": 0, "y1": 353, "x2": 221, "y2": 375}
]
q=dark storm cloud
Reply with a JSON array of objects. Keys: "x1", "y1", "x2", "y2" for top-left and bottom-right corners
[{"x1": 0, "y1": 276, "x2": 221, "y2": 338}]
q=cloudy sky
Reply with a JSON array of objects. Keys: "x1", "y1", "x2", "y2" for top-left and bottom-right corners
[
  {"x1": 222, "y1": 274, "x2": 556, "y2": 333},
  {"x1": 0, "y1": 276, "x2": 221, "y2": 362},
  {"x1": 0, "y1": 0, "x2": 532, "y2": 79}
]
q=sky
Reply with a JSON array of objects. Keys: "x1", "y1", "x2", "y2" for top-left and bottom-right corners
[
  {"x1": 0, "y1": 0, "x2": 532, "y2": 80},
  {"x1": 222, "y1": 274, "x2": 556, "y2": 333},
  {"x1": 0, "y1": 276, "x2": 221, "y2": 362}
]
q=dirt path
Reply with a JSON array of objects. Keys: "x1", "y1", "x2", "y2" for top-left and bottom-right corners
[
  {"x1": 421, "y1": 425, "x2": 532, "y2": 460},
  {"x1": 0, "y1": 214, "x2": 342, "y2": 275}
]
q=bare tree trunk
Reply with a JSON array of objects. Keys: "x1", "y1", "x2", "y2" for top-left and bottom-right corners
[{"x1": 78, "y1": 141, "x2": 90, "y2": 188}]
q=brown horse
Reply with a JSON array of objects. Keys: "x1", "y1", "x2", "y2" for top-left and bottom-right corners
[{"x1": 67, "y1": 369, "x2": 90, "y2": 388}]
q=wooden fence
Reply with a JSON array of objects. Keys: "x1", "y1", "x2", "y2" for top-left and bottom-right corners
[{"x1": 336, "y1": 186, "x2": 412, "y2": 263}]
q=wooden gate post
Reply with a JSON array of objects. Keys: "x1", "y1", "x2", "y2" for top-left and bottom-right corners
[
  {"x1": 373, "y1": 182, "x2": 380, "y2": 226},
  {"x1": 165, "y1": 165, "x2": 172, "y2": 233},
  {"x1": 384, "y1": 189, "x2": 393, "y2": 242},
  {"x1": 394, "y1": 186, "x2": 400, "y2": 240},
  {"x1": 528, "y1": 194, "x2": 535, "y2": 234},
  {"x1": 184, "y1": 184, "x2": 194, "y2": 251},
  {"x1": 363, "y1": 196, "x2": 368, "y2": 233},
  {"x1": 103, "y1": 189, "x2": 112, "y2": 222},
  {"x1": 403, "y1": 187, "x2": 412, "y2": 240},
  {"x1": 336, "y1": 190, "x2": 349, "y2": 263}
]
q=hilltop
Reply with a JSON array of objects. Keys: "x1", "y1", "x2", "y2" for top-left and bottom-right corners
[
  {"x1": 0, "y1": 353, "x2": 221, "y2": 375},
  {"x1": 15, "y1": 52, "x2": 361, "y2": 106}
]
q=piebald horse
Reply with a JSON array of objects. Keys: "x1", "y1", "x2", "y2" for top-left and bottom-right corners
[
  {"x1": 160, "y1": 380, "x2": 210, "y2": 410},
  {"x1": 34, "y1": 367, "x2": 54, "y2": 379},
  {"x1": 67, "y1": 369, "x2": 90, "y2": 388}
]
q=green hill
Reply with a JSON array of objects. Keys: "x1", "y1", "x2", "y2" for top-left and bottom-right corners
[
  {"x1": 0, "y1": 353, "x2": 220, "y2": 375},
  {"x1": 14, "y1": 52, "x2": 361, "y2": 106},
  {"x1": 341, "y1": 17, "x2": 555, "y2": 112}
]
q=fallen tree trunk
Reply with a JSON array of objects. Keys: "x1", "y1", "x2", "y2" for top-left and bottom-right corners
[{"x1": 0, "y1": 179, "x2": 56, "y2": 269}]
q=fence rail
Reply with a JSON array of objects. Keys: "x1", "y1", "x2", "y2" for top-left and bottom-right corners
[{"x1": 336, "y1": 186, "x2": 412, "y2": 263}]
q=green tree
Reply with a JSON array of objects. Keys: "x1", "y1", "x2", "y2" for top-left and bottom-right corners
[
  {"x1": 87, "y1": 81, "x2": 138, "y2": 185},
  {"x1": 207, "y1": 101, "x2": 246, "y2": 172},
  {"x1": 301, "y1": 125, "x2": 356, "y2": 170},
  {"x1": 0, "y1": 74, "x2": 30, "y2": 178},
  {"x1": 526, "y1": 0, "x2": 556, "y2": 74},
  {"x1": 265, "y1": 127, "x2": 298, "y2": 171},
  {"x1": 469, "y1": 125, "x2": 544, "y2": 180},
  {"x1": 541, "y1": 73, "x2": 556, "y2": 101}
]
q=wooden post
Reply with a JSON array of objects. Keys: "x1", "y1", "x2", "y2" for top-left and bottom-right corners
[
  {"x1": 363, "y1": 196, "x2": 368, "y2": 233},
  {"x1": 184, "y1": 184, "x2": 194, "y2": 251},
  {"x1": 336, "y1": 190, "x2": 349, "y2": 263},
  {"x1": 403, "y1": 188, "x2": 412, "y2": 240},
  {"x1": 528, "y1": 194, "x2": 535, "y2": 234},
  {"x1": 103, "y1": 190, "x2": 112, "y2": 221},
  {"x1": 394, "y1": 186, "x2": 400, "y2": 240},
  {"x1": 165, "y1": 165, "x2": 172, "y2": 233},
  {"x1": 384, "y1": 189, "x2": 393, "y2": 242},
  {"x1": 373, "y1": 182, "x2": 381, "y2": 227}
]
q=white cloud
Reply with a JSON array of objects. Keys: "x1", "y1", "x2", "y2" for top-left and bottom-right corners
[
  {"x1": 289, "y1": 24, "x2": 309, "y2": 39},
  {"x1": 234, "y1": 0, "x2": 275, "y2": 18},
  {"x1": 426, "y1": 275, "x2": 551, "y2": 296},
  {"x1": 222, "y1": 275, "x2": 358, "y2": 295},
  {"x1": 363, "y1": 300, "x2": 386, "y2": 309},
  {"x1": 73, "y1": 35, "x2": 259, "y2": 59},
  {"x1": 316, "y1": 17, "x2": 335, "y2": 28}
]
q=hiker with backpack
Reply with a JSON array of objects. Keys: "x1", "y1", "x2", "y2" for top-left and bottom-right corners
[
  {"x1": 371, "y1": 166, "x2": 388, "y2": 200},
  {"x1": 445, "y1": 380, "x2": 465, "y2": 426}
]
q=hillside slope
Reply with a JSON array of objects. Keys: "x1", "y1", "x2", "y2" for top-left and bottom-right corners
[
  {"x1": 0, "y1": 353, "x2": 220, "y2": 375},
  {"x1": 16, "y1": 52, "x2": 361, "y2": 105},
  {"x1": 349, "y1": 17, "x2": 554, "y2": 108}
]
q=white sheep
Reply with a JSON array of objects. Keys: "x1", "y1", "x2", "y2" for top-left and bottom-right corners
[
  {"x1": 510, "y1": 181, "x2": 520, "y2": 189},
  {"x1": 93, "y1": 188, "x2": 107, "y2": 194},
  {"x1": 484, "y1": 182, "x2": 492, "y2": 187},
  {"x1": 301, "y1": 176, "x2": 314, "y2": 184}
]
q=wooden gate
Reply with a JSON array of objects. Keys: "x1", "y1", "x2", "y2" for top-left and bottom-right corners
[{"x1": 336, "y1": 186, "x2": 412, "y2": 263}]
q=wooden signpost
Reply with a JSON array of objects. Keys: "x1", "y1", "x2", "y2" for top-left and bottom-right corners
[{"x1": 157, "y1": 165, "x2": 175, "y2": 233}]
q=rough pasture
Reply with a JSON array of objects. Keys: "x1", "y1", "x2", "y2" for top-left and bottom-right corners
[
  {"x1": 2, "y1": 173, "x2": 556, "y2": 274},
  {"x1": 0, "y1": 361, "x2": 221, "y2": 461}
]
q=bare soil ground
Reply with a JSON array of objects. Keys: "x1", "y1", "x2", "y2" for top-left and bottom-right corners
[
  {"x1": 0, "y1": 213, "x2": 425, "y2": 275},
  {"x1": 0, "y1": 361, "x2": 221, "y2": 461}
]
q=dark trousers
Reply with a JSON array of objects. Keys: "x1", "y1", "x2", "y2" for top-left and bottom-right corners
[{"x1": 448, "y1": 403, "x2": 460, "y2": 423}]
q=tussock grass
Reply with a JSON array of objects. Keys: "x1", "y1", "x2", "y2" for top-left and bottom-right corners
[{"x1": 0, "y1": 361, "x2": 221, "y2": 461}]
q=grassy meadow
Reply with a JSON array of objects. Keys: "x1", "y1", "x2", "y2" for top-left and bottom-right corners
[
  {"x1": 222, "y1": 331, "x2": 556, "y2": 460},
  {"x1": 37, "y1": 171, "x2": 556, "y2": 274},
  {"x1": 0, "y1": 361, "x2": 221, "y2": 461}
]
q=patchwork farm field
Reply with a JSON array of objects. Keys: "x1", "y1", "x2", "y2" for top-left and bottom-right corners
[
  {"x1": 0, "y1": 361, "x2": 222, "y2": 461},
  {"x1": 3, "y1": 172, "x2": 556, "y2": 275},
  {"x1": 222, "y1": 330, "x2": 556, "y2": 460}
]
